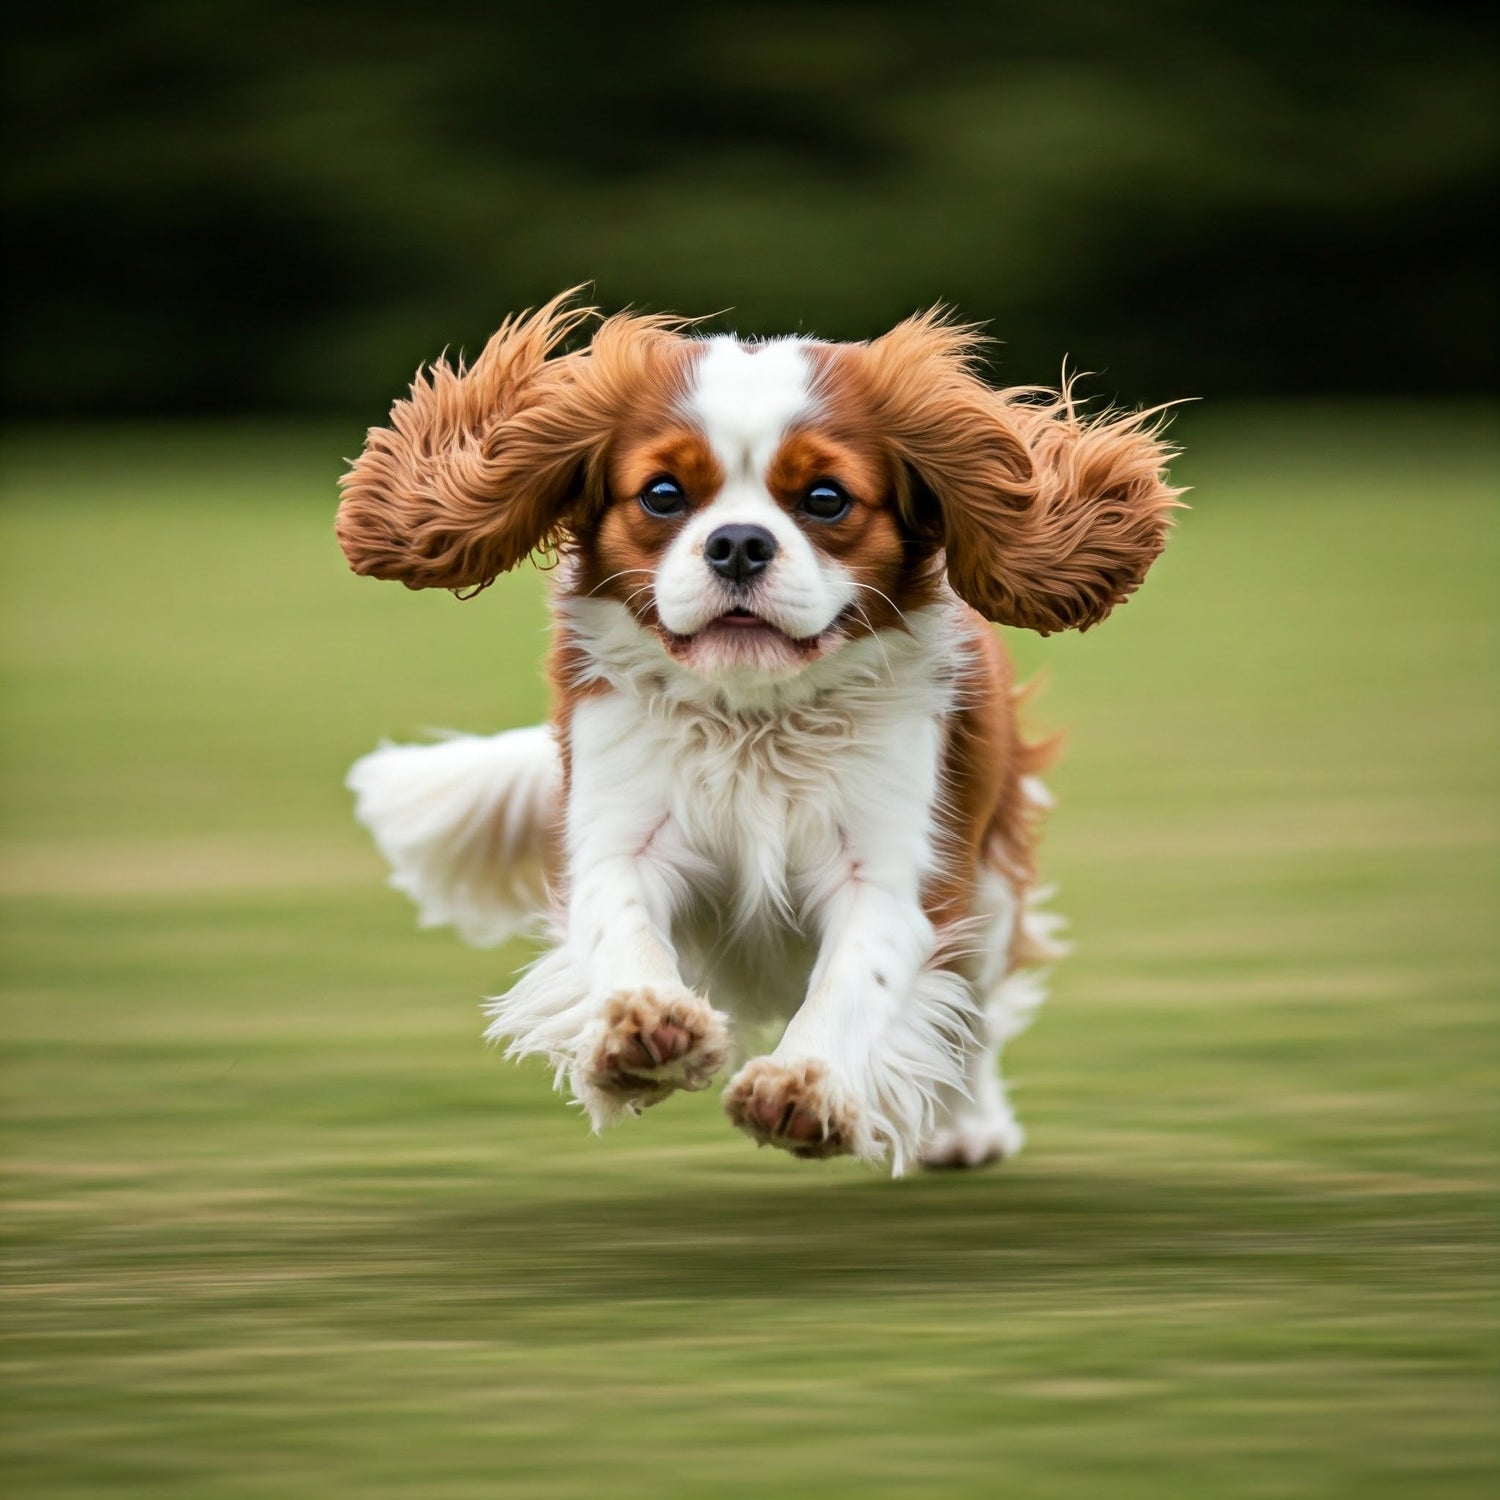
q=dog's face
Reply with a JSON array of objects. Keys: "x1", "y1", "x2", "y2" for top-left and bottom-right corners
[
  {"x1": 579, "y1": 338, "x2": 934, "y2": 682},
  {"x1": 335, "y1": 291, "x2": 1181, "y2": 662}
]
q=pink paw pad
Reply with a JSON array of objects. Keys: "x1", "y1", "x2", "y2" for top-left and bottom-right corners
[
  {"x1": 586, "y1": 988, "x2": 729, "y2": 1109},
  {"x1": 723, "y1": 1058, "x2": 860, "y2": 1160}
]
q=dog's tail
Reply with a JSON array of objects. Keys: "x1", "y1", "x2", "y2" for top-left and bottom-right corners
[{"x1": 347, "y1": 726, "x2": 559, "y2": 948}]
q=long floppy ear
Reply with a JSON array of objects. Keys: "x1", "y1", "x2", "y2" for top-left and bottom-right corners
[
  {"x1": 992, "y1": 385, "x2": 1184, "y2": 632},
  {"x1": 854, "y1": 310, "x2": 1183, "y2": 633},
  {"x1": 336, "y1": 290, "x2": 688, "y2": 592},
  {"x1": 335, "y1": 289, "x2": 593, "y2": 589}
]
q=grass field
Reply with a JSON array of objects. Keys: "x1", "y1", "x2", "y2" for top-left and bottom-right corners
[{"x1": 2, "y1": 407, "x2": 1496, "y2": 1498}]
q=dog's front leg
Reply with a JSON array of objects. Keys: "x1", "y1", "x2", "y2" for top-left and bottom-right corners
[
  {"x1": 724, "y1": 868, "x2": 978, "y2": 1172},
  {"x1": 563, "y1": 839, "x2": 731, "y2": 1124},
  {"x1": 484, "y1": 702, "x2": 729, "y2": 1128}
]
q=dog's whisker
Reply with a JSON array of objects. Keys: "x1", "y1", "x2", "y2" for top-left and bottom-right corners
[
  {"x1": 849, "y1": 581, "x2": 913, "y2": 631},
  {"x1": 846, "y1": 599, "x2": 895, "y2": 679},
  {"x1": 586, "y1": 568, "x2": 657, "y2": 599}
]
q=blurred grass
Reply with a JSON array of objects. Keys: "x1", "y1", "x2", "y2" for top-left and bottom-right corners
[{"x1": 1, "y1": 406, "x2": 1497, "y2": 1497}]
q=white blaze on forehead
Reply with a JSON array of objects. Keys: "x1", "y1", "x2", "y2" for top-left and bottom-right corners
[
  {"x1": 684, "y1": 337, "x2": 816, "y2": 479},
  {"x1": 654, "y1": 333, "x2": 850, "y2": 649}
]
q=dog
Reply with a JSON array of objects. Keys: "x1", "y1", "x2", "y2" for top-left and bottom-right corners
[{"x1": 336, "y1": 290, "x2": 1180, "y2": 1174}]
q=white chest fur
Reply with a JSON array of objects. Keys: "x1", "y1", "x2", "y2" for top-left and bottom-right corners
[{"x1": 563, "y1": 599, "x2": 964, "y2": 915}]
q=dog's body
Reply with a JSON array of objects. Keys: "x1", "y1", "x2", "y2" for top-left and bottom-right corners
[{"x1": 338, "y1": 293, "x2": 1179, "y2": 1173}]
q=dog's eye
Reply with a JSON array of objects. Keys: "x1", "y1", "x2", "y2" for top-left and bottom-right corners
[
  {"x1": 639, "y1": 477, "x2": 687, "y2": 518},
  {"x1": 800, "y1": 481, "x2": 851, "y2": 522}
]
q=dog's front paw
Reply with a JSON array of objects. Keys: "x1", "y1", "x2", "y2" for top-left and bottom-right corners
[
  {"x1": 578, "y1": 986, "x2": 730, "y2": 1117},
  {"x1": 723, "y1": 1057, "x2": 862, "y2": 1160}
]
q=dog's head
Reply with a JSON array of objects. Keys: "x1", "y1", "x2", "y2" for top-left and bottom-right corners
[{"x1": 337, "y1": 290, "x2": 1181, "y2": 682}]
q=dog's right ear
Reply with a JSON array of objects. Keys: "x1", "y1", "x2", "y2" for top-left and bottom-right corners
[
  {"x1": 335, "y1": 290, "x2": 597, "y2": 590},
  {"x1": 336, "y1": 290, "x2": 686, "y2": 592}
]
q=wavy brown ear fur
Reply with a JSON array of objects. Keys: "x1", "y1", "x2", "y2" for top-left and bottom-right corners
[
  {"x1": 336, "y1": 291, "x2": 692, "y2": 592},
  {"x1": 994, "y1": 385, "x2": 1184, "y2": 632},
  {"x1": 838, "y1": 309, "x2": 1183, "y2": 633}
]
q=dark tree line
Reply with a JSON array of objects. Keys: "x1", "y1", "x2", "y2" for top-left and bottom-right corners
[{"x1": 4, "y1": 0, "x2": 1494, "y2": 417}]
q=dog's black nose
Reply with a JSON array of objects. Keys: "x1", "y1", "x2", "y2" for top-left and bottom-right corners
[{"x1": 704, "y1": 524, "x2": 777, "y2": 584}]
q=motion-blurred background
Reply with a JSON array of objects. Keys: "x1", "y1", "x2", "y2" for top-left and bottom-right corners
[
  {"x1": 3, "y1": 6, "x2": 1496, "y2": 1498},
  {"x1": 7, "y1": 0, "x2": 1496, "y2": 417}
]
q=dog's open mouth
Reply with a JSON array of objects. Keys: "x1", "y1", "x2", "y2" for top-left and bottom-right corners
[
  {"x1": 661, "y1": 608, "x2": 833, "y2": 667},
  {"x1": 698, "y1": 609, "x2": 824, "y2": 649}
]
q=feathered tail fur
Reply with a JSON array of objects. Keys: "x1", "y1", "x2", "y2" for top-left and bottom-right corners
[{"x1": 347, "y1": 726, "x2": 559, "y2": 947}]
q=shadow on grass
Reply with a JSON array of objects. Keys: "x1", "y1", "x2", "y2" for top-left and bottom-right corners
[
  {"x1": 11, "y1": 1137, "x2": 1482, "y2": 1370},
  {"x1": 260, "y1": 1166, "x2": 1445, "y2": 1341}
]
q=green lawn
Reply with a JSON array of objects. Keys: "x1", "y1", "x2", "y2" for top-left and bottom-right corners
[{"x1": 2, "y1": 407, "x2": 1496, "y2": 1498}]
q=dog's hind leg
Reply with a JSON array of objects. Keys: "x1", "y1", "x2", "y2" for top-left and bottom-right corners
[
  {"x1": 920, "y1": 882, "x2": 1064, "y2": 1170},
  {"x1": 919, "y1": 985, "x2": 1032, "y2": 1170},
  {"x1": 347, "y1": 726, "x2": 559, "y2": 947}
]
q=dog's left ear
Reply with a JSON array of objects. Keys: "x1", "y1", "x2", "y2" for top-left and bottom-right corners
[{"x1": 850, "y1": 310, "x2": 1183, "y2": 633}]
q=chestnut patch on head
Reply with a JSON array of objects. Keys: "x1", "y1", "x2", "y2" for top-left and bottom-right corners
[
  {"x1": 766, "y1": 430, "x2": 884, "y2": 515},
  {"x1": 572, "y1": 428, "x2": 726, "y2": 625},
  {"x1": 614, "y1": 431, "x2": 725, "y2": 510},
  {"x1": 766, "y1": 427, "x2": 941, "y2": 634}
]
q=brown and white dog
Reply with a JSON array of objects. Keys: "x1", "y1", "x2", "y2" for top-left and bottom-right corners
[{"x1": 336, "y1": 290, "x2": 1180, "y2": 1174}]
